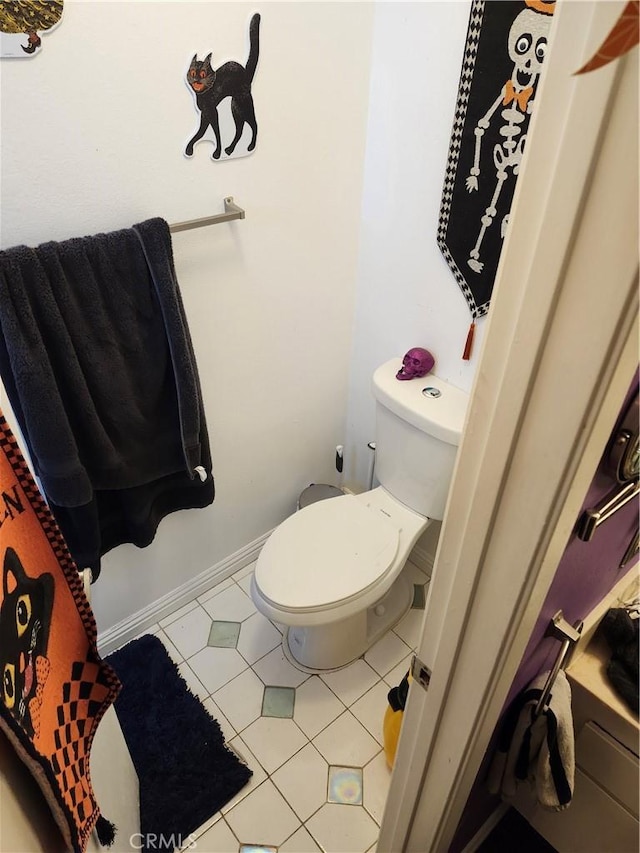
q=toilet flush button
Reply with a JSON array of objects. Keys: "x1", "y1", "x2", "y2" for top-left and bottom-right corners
[{"x1": 422, "y1": 387, "x2": 441, "y2": 398}]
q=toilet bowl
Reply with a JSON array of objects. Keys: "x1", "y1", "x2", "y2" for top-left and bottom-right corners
[
  {"x1": 251, "y1": 357, "x2": 469, "y2": 671},
  {"x1": 251, "y1": 487, "x2": 430, "y2": 670}
]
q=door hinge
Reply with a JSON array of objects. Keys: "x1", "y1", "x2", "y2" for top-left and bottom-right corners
[{"x1": 411, "y1": 654, "x2": 432, "y2": 692}]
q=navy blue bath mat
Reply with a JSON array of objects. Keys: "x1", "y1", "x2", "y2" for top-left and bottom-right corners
[{"x1": 106, "y1": 634, "x2": 252, "y2": 849}]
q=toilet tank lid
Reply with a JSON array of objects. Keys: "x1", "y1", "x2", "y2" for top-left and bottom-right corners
[{"x1": 373, "y1": 358, "x2": 469, "y2": 445}]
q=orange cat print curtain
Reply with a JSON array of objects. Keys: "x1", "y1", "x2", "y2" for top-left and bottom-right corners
[{"x1": 0, "y1": 412, "x2": 120, "y2": 851}]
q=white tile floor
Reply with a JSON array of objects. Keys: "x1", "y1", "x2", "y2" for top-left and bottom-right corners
[{"x1": 133, "y1": 560, "x2": 430, "y2": 853}]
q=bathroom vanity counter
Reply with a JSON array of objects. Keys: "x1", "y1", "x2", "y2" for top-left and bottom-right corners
[
  {"x1": 567, "y1": 629, "x2": 639, "y2": 755},
  {"x1": 515, "y1": 621, "x2": 639, "y2": 853}
]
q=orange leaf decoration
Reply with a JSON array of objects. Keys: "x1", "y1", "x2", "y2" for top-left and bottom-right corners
[{"x1": 575, "y1": 1, "x2": 639, "y2": 74}]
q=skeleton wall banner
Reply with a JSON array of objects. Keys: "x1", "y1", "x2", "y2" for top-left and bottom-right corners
[{"x1": 437, "y1": 0, "x2": 554, "y2": 357}]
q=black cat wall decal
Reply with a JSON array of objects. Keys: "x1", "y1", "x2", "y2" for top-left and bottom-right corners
[
  {"x1": 185, "y1": 13, "x2": 260, "y2": 161},
  {"x1": 0, "y1": 547, "x2": 54, "y2": 739}
]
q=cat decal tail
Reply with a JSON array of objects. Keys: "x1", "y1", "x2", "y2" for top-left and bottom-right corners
[
  {"x1": 245, "y1": 12, "x2": 261, "y2": 84},
  {"x1": 185, "y1": 13, "x2": 261, "y2": 160}
]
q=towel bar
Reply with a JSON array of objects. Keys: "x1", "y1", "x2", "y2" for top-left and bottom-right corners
[
  {"x1": 169, "y1": 197, "x2": 245, "y2": 233},
  {"x1": 534, "y1": 611, "x2": 583, "y2": 717},
  {"x1": 576, "y1": 478, "x2": 640, "y2": 542}
]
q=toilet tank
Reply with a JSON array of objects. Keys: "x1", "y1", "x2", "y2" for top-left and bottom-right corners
[{"x1": 372, "y1": 358, "x2": 469, "y2": 519}]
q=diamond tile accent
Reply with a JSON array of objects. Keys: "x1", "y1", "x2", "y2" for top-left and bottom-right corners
[
  {"x1": 328, "y1": 766, "x2": 363, "y2": 805},
  {"x1": 262, "y1": 685, "x2": 295, "y2": 718},
  {"x1": 208, "y1": 620, "x2": 241, "y2": 648},
  {"x1": 240, "y1": 846, "x2": 277, "y2": 853}
]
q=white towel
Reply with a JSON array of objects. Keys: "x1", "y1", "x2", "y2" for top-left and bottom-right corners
[{"x1": 488, "y1": 669, "x2": 575, "y2": 811}]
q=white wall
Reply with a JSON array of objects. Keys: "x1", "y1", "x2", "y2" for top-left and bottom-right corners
[
  {"x1": 344, "y1": 1, "x2": 480, "y2": 493},
  {"x1": 0, "y1": 1, "x2": 480, "y2": 632},
  {"x1": 0, "y1": 2, "x2": 374, "y2": 631}
]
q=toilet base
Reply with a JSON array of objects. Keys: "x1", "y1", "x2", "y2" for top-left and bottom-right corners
[{"x1": 282, "y1": 570, "x2": 414, "y2": 672}]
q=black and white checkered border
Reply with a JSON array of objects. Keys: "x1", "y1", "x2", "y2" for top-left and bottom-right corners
[
  {"x1": 0, "y1": 416, "x2": 98, "y2": 649},
  {"x1": 439, "y1": 244, "x2": 491, "y2": 320},
  {"x1": 436, "y1": 0, "x2": 488, "y2": 321}
]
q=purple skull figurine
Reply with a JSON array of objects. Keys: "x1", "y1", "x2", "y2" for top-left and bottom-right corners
[{"x1": 396, "y1": 347, "x2": 435, "y2": 381}]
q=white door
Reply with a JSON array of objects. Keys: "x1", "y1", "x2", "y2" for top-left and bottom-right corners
[{"x1": 378, "y1": 2, "x2": 639, "y2": 850}]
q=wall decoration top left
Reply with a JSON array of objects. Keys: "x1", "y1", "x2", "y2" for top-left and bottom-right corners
[
  {"x1": 185, "y1": 12, "x2": 260, "y2": 161},
  {"x1": 0, "y1": 1, "x2": 63, "y2": 57}
]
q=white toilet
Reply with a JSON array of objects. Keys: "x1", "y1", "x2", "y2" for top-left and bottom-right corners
[{"x1": 251, "y1": 357, "x2": 469, "y2": 671}]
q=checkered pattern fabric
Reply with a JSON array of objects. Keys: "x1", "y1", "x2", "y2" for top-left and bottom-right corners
[
  {"x1": 0, "y1": 413, "x2": 120, "y2": 852},
  {"x1": 51, "y1": 661, "x2": 115, "y2": 845},
  {"x1": 436, "y1": 0, "x2": 488, "y2": 320}
]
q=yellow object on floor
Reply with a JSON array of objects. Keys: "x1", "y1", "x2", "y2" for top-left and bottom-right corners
[{"x1": 383, "y1": 670, "x2": 411, "y2": 769}]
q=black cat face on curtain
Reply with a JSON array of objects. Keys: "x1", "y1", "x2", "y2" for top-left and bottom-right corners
[{"x1": 0, "y1": 547, "x2": 54, "y2": 738}]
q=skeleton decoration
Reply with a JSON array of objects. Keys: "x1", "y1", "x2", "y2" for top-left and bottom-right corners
[
  {"x1": 396, "y1": 348, "x2": 435, "y2": 381},
  {"x1": 437, "y1": 0, "x2": 555, "y2": 359}
]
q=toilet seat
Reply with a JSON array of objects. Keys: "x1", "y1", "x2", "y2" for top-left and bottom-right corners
[{"x1": 255, "y1": 494, "x2": 400, "y2": 612}]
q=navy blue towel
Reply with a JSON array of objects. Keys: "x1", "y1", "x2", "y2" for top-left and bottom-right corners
[{"x1": 0, "y1": 219, "x2": 214, "y2": 575}]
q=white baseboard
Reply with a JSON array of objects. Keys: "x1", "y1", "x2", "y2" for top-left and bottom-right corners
[
  {"x1": 97, "y1": 530, "x2": 271, "y2": 656},
  {"x1": 460, "y1": 803, "x2": 509, "y2": 853},
  {"x1": 409, "y1": 542, "x2": 435, "y2": 579},
  {"x1": 97, "y1": 509, "x2": 439, "y2": 657}
]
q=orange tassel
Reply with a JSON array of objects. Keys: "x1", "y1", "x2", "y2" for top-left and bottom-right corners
[{"x1": 462, "y1": 322, "x2": 476, "y2": 360}]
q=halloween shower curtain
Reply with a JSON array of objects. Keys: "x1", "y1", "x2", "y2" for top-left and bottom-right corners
[{"x1": 0, "y1": 412, "x2": 120, "y2": 852}]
